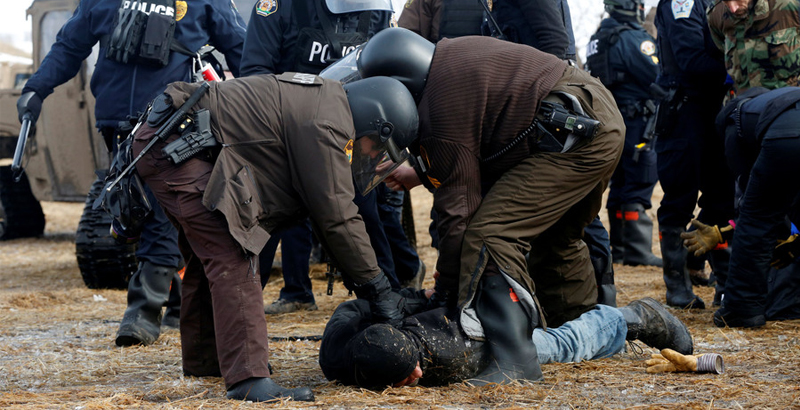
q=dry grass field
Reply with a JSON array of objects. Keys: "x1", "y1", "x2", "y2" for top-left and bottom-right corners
[{"x1": 0, "y1": 186, "x2": 798, "y2": 409}]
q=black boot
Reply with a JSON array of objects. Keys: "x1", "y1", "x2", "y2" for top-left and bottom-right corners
[
  {"x1": 608, "y1": 208, "x2": 624, "y2": 264},
  {"x1": 161, "y1": 271, "x2": 182, "y2": 329},
  {"x1": 619, "y1": 297, "x2": 693, "y2": 354},
  {"x1": 469, "y1": 275, "x2": 542, "y2": 385},
  {"x1": 659, "y1": 226, "x2": 705, "y2": 309},
  {"x1": 708, "y1": 247, "x2": 730, "y2": 307},
  {"x1": 621, "y1": 204, "x2": 662, "y2": 267},
  {"x1": 226, "y1": 377, "x2": 314, "y2": 402},
  {"x1": 115, "y1": 261, "x2": 175, "y2": 346}
]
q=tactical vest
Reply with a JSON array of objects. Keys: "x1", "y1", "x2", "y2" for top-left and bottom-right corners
[
  {"x1": 293, "y1": 0, "x2": 373, "y2": 74},
  {"x1": 438, "y1": 0, "x2": 484, "y2": 40},
  {"x1": 585, "y1": 24, "x2": 631, "y2": 87},
  {"x1": 106, "y1": 0, "x2": 189, "y2": 67}
]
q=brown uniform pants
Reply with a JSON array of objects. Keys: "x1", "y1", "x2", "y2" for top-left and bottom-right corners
[
  {"x1": 133, "y1": 135, "x2": 270, "y2": 388},
  {"x1": 458, "y1": 66, "x2": 625, "y2": 329}
]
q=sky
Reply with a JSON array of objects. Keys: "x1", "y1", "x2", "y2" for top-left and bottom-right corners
[{"x1": 0, "y1": 0, "x2": 646, "y2": 63}]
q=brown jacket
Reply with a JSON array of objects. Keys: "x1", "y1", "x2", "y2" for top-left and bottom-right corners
[
  {"x1": 416, "y1": 37, "x2": 567, "y2": 290},
  {"x1": 161, "y1": 73, "x2": 380, "y2": 284}
]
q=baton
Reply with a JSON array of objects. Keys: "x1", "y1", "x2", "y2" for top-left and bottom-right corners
[{"x1": 11, "y1": 113, "x2": 33, "y2": 183}]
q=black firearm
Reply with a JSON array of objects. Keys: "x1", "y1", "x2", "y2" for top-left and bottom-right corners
[
  {"x1": 637, "y1": 83, "x2": 683, "y2": 162},
  {"x1": 105, "y1": 81, "x2": 210, "y2": 192},
  {"x1": 162, "y1": 109, "x2": 218, "y2": 164}
]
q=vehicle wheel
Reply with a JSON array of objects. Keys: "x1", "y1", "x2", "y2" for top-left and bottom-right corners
[
  {"x1": 0, "y1": 165, "x2": 46, "y2": 240},
  {"x1": 75, "y1": 171, "x2": 137, "y2": 289}
]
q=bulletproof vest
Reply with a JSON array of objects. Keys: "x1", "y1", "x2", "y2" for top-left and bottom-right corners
[
  {"x1": 293, "y1": 0, "x2": 372, "y2": 74},
  {"x1": 438, "y1": 0, "x2": 484, "y2": 40},
  {"x1": 106, "y1": 0, "x2": 183, "y2": 67},
  {"x1": 585, "y1": 23, "x2": 631, "y2": 87}
]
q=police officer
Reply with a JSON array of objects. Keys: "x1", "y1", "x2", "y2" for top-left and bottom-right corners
[
  {"x1": 131, "y1": 74, "x2": 416, "y2": 401},
  {"x1": 15, "y1": 0, "x2": 246, "y2": 346},
  {"x1": 239, "y1": 0, "x2": 418, "y2": 312},
  {"x1": 340, "y1": 28, "x2": 625, "y2": 385},
  {"x1": 682, "y1": 86, "x2": 800, "y2": 327},
  {"x1": 585, "y1": 0, "x2": 661, "y2": 268},
  {"x1": 397, "y1": 0, "x2": 618, "y2": 307}
]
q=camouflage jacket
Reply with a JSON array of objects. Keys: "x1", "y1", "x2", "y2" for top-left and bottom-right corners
[{"x1": 708, "y1": 0, "x2": 800, "y2": 93}]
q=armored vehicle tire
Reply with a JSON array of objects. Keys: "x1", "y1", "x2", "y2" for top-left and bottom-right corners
[
  {"x1": 75, "y1": 171, "x2": 137, "y2": 289},
  {"x1": 0, "y1": 165, "x2": 46, "y2": 240}
]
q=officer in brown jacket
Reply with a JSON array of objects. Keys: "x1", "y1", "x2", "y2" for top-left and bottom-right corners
[
  {"x1": 323, "y1": 28, "x2": 625, "y2": 385},
  {"x1": 131, "y1": 74, "x2": 418, "y2": 402}
]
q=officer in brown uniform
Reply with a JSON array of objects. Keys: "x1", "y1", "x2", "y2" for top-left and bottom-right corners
[
  {"x1": 130, "y1": 74, "x2": 418, "y2": 402},
  {"x1": 325, "y1": 28, "x2": 625, "y2": 385}
]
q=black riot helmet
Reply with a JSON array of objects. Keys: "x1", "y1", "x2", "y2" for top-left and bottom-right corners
[
  {"x1": 344, "y1": 76, "x2": 419, "y2": 195},
  {"x1": 319, "y1": 28, "x2": 435, "y2": 103},
  {"x1": 357, "y1": 28, "x2": 435, "y2": 103},
  {"x1": 604, "y1": 0, "x2": 646, "y2": 23}
]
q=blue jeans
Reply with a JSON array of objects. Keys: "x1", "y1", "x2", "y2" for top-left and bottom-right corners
[{"x1": 533, "y1": 304, "x2": 626, "y2": 364}]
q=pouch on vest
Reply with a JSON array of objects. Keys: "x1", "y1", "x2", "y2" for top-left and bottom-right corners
[
  {"x1": 106, "y1": 0, "x2": 178, "y2": 67},
  {"x1": 138, "y1": 12, "x2": 176, "y2": 67}
]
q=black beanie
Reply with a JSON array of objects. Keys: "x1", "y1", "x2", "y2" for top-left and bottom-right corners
[{"x1": 348, "y1": 324, "x2": 419, "y2": 389}]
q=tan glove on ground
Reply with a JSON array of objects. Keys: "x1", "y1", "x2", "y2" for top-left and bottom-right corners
[
  {"x1": 680, "y1": 220, "x2": 733, "y2": 257},
  {"x1": 645, "y1": 349, "x2": 724, "y2": 374}
]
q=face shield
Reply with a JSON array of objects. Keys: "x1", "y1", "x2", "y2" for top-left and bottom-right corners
[
  {"x1": 319, "y1": 45, "x2": 363, "y2": 84},
  {"x1": 351, "y1": 133, "x2": 410, "y2": 195},
  {"x1": 325, "y1": 0, "x2": 393, "y2": 13}
]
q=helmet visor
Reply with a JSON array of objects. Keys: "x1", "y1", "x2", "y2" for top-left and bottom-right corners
[
  {"x1": 319, "y1": 45, "x2": 363, "y2": 83},
  {"x1": 351, "y1": 135, "x2": 409, "y2": 195},
  {"x1": 325, "y1": 0, "x2": 392, "y2": 13}
]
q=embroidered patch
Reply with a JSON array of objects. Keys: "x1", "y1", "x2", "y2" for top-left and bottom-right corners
[
  {"x1": 640, "y1": 40, "x2": 656, "y2": 56},
  {"x1": 176, "y1": 1, "x2": 187, "y2": 21},
  {"x1": 256, "y1": 0, "x2": 278, "y2": 17},
  {"x1": 344, "y1": 139, "x2": 354, "y2": 164},
  {"x1": 671, "y1": 0, "x2": 693, "y2": 19}
]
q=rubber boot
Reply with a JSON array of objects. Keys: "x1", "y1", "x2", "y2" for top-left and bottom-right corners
[
  {"x1": 161, "y1": 271, "x2": 182, "y2": 329},
  {"x1": 608, "y1": 208, "x2": 624, "y2": 264},
  {"x1": 659, "y1": 226, "x2": 705, "y2": 309},
  {"x1": 621, "y1": 204, "x2": 662, "y2": 267},
  {"x1": 618, "y1": 297, "x2": 693, "y2": 354},
  {"x1": 708, "y1": 247, "x2": 730, "y2": 307},
  {"x1": 226, "y1": 377, "x2": 315, "y2": 402},
  {"x1": 115, "y1": 261, "x2": 175, "y2": 346},
  {"x1": 468, "y1": 275, "x2": 543, "y2": 385}
]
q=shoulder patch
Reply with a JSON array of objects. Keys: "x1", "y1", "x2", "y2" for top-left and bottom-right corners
[
  {"x1": 176, "y1": 1, "x2": 187, "y2": 21},
  {"x1": 640, "y1": 40, "x2": 656, "y2": 56},
  {"x1": 256, "y1": 0, "x2": 278, "y2": 17},
  {"x1": 404, "y1": 0, "x2": 414, "y2": 8},
  {"x1": 277, "y1": 72, "x2": 323, "y2": 85},
  {"x1": 671, "y1": 0, "x2": 693, "y2": 19},
  {"x1": 344, "y1": 139, "x2": 354, "y2": 164}
]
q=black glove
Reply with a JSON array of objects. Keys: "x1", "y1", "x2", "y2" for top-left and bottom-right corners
[
  {"x1": 353, "y1": 272, "x2": 406, "y2": 324},
  {"x1": 17, "y1": 91, "x2": 43, "y2": 123},
  {"x1": 771, "y1": 234, "x2": 800, "y2": 270},
  {"x1": 398, "y1": 288, "x2": 429, "y2": 316},
  {"x1": 426, "y1": 279, "x2": 457, "y2": 310}
]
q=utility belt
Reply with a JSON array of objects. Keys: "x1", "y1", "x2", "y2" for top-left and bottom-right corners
[
  {"x1": 618, "y1": 99, "x2": 657, "y2": 119},
  {"x1": 483, "y1": 92, "x2": 600, "y2": 162}
]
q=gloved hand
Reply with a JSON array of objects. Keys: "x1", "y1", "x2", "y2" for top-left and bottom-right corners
[
  {"x1": 353, "y1": 272, "x2": 406, "y2": 324},
  {"x1": 645, "y1": 348, "x2": 724, "y2": 374},
  {"x1": 680, "y1": 220, "x2": 733, "y2": 256},
  {"x1": 771, "y1": 234, "x2": 800, "y2": 269},
  {"x1": 17, "y1": 91, "x2": 43, "y2": 123}
]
